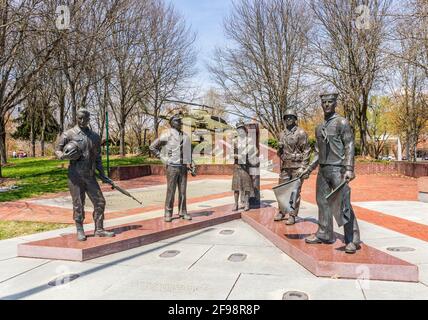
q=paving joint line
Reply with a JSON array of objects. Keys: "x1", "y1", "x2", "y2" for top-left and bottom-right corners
[
  {"x1": 357, "y1": 280, "x2": 368, "y2": 300},
  {"x1": 225, "y1": 273, "x2": 241, "y2": 300},
  {"x1": 187, "y1": 245, "x2": 215, "y2": 270},
  {"x1": 0, "y1": 260, "x2": 52, "y2": 284}
]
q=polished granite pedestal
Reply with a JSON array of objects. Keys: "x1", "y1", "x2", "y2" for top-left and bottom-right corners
[
  {"x1": 18, "y1": 204, "x2": 240, "y2": 261},
  {"x1": 242, "y1": 207, "x2": 419, "y2": 282},
  {"x1": 18, "y1": 204, "x2": 419, "y2": 282}
]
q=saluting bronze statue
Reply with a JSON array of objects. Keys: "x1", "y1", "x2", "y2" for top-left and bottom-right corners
[
  {"x1": 275, "y1": 109, "x2": 311, "y2": 225},
  {"x1": 231, "y1": 121, "x2": 256, "y2": 211},
  {"x1": 55, "y1": 109, "x2": 114, "y2": 241},
  {"x1": 150, "y1": 113, "x2": 195, "y2": 222},
  {"x1": 301, "y1": 93, "x2": 361, "y2": 254}
]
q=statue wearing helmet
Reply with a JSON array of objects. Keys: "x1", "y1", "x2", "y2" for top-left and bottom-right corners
[
  {"x1": 274, "y1": 108, "x2": 311, "y2": 225},
  {"x1": 55, "y1": 109, "x2": 114, "y2": 241}
]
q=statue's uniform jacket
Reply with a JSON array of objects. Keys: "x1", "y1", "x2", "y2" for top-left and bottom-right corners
[
  {"x1": 277, "y1": 125, "x2": 310, "y2": 216},
  {"x1": 56, "y1": 125, "x2": 106, "y2": 223},
  {"x1": 309, "y1": 114, "x2": 360, "y2": 244},
  {"x1": 149, "y1": 128, "x2": 191, "y2": 215}
]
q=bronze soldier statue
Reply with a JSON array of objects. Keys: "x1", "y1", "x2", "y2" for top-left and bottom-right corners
[
  {"x1": 301, "y1": 93, "x2": 361, "y2": 254},
  {"x1": 150, "y1": 113, "x2": 195, "y2": 222},
  {"x1": 275, "y1": 108, "x2": 311, "y2": 225},
  {"x1": 231, "y1": 121, "x2": 255, "y2": 211},
  {"x1": 55, "y1": 109, "x2": 115, "y2": 241}
]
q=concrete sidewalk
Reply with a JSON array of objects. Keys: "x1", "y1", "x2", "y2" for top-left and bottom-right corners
[{"x1": 1, "y1": 174, "x2": 428, "y2": 300}]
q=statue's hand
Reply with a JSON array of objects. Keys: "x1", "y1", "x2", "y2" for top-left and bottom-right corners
[
  {"x1": 344, "y1": 170, "x2": 355, "y2": 182},
  {"x1": 55, "y1": 151, "x2": 64, "y2": 160},
  {"x1": 299, "y1": 167, "x2": 311, "y2": 180}
]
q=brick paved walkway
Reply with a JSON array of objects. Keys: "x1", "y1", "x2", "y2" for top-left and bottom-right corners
[{"x1": 1, "y1": 174, "x2": 427, "y2": 243}]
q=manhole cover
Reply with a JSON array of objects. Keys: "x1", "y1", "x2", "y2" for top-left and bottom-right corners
[
  {"x1": 387, "y1": 247, "x2": 415, "y2": 252},
  {"x1": 220, "y1": 229, "x2": 235, "y2": 235},
  {"x1": 282, "y1": 291, "x2": 309, "y2": 300},
  {"x1": 48, "y1": 274, "x2": 80, "y2": 287},
  {"x1": 159, "y1": 250, "x2": 180, "y2": 258},
  {"x1": 228, "y1": 253, "x2": 247, "y2": 262}
]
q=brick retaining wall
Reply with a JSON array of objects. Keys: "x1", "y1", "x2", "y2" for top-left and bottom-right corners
[
  {"x1": 418, "y1": 177, "x2": 428, "y2": 203},
  {"x1": 261, "y1": 144, "x2": 428, "y2": 177},
  {"x1": 109, "y1": 159, "x2": 427, "y2": 181},
  {"x1": 109, "y1": 164, "x2": 235, "y2": 180}
]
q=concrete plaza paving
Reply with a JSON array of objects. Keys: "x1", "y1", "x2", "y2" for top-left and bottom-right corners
[{"x1": 1, "y1": 175, "x2": 428, "y2": 300}]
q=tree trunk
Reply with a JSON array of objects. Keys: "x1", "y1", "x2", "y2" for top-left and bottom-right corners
[
  {"x1": 59, "y1": 93, "x2": 65, "y2": 132},
  {"x1": 0, "y1": 116, "x2": 8, "y2": 166},
  {"x1": 30, "y1": 120, "x2": 36, "y2": 158},
  {"x1": 119, "y1": 115, "x2": 126, "y2": 157}
]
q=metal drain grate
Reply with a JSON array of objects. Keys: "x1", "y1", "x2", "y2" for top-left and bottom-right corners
[
  {"x1": 228, "y1": 253, "x2": 247, "y2": 262},
  {"x1": 159, "y1": 250, "x2": 180, "y2": 258},
  {"x1": 387, "y1": 247, "x2": 415, "y2": 252},
  {"x1": 220, "y1": 229, "x2": 235, "y2": 235},
  {"x1": 48, "y1": 274, "x2": 80, "y2": 287},
  {"x1": 282, "y1": 291, "x2": 309, "y2": 300}
]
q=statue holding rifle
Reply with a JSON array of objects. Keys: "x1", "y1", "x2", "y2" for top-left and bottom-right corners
[
  {"x1": 274, "y1": 108, "x2": 311, "y2": 225},
  {"x1": 55, "y1": 109, "x2": 115, "y2": 241}
]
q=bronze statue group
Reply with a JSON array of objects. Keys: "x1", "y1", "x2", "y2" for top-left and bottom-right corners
[{"x1": 55, "y1": 93, "x2": 361, "y2": 254}]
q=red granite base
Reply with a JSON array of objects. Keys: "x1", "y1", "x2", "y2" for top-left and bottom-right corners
[
  {"x1": 242, "y1": 207, "x2": 419, "y2": 283},
  {"x1": 17, "y1": 203, "x2": 419, "y2": 282},
  {"x1": 18, "y1": 204, "x2": 241, "y2": 261}
]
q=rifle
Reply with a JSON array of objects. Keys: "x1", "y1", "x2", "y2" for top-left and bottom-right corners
[
  {"x1": 326, "y1": 180, "x2": 348, "y2": 201},
  {"x1": 188, "y1": 160, "x2": 197, "y2": 177},
  {"x1": 97, "y1": 175, "x2": 143, "y2": 205}
]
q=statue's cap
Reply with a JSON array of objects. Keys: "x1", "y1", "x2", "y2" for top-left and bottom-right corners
[
  {"x1": 283, "y1": 108, "x2": 298, "y2": 119},
  {"x1": 320, "y1": 93, "x2": 339, "y2": 101},
  {"x1": 77, "y1": 108, "x2": 90, "y2": 117},
  {"x1": 235, "y1": 119, "x2": 246, "y2": 129},
  {"x1": 169, "y1": 112, "x2": 183, "y2": 124}
]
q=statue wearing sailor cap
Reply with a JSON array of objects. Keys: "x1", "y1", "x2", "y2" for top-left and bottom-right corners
[
  {"x1": 274, "y1": 108, "x2": 311, "y2": 225},
  {"x1": 300, "y1": 93, "x2": 361, "y2": 254}
]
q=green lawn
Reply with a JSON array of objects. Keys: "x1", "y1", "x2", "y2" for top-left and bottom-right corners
[
  {"x1": 0, "y1": 156, "x2": 161, "y2": 202},
  {"x1": 0, "y1": 220, "x2": 70, "y2": 240}
]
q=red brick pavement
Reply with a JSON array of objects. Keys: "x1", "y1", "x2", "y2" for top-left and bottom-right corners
[
  {"x1": 0, "y1": 175, "x2": 234, "y2": 224},
  {"x1": 2, "y1": 174, "x2": 428, "y2": 243}
]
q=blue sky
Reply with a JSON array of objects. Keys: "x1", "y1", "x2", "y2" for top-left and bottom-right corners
[{"x1": 170, "y1": 0, "x2": 234, "y2": 91}]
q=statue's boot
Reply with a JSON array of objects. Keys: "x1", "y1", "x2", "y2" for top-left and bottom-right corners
[
  {"x1": 274, "y1": 212, "x2": 285, "y2": 221},
  {"x1": 164, "y1": 212, "x2": 173, "y2": 222},
  {"x1": 244, "y1": 201, "x2": 250, "y2": 211},
  {"x1": 305, "y1": 234, "x2": 335, "y2": 244},
  {"x1": 180, "y1": 212, "x2": 192, "y2": 221},
  {"x1": 285, "y1": 215, "x2": 295, "y2": 225},
  {"x1": 94, "y1": 219, "x2": 115, "y2": 237},
  {"x1": 345, "y1": 242, "x2": 360, "y2": 254},
  {"x1": 305, "y1": 234, "x2": 322, "y2": 244},
  {"x1": 233, "y1": 201, "x2": 239, "y2": 211},
  {"x1": 244, "y1": 193, "x2": 250, "y2": 211},
  {"x1": 75, "y1": 222, "x2": 87, "y2": 241}
]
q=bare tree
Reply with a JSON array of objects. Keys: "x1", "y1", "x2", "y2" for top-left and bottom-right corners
[
  {"x1": 366, "y1": 97, "x2": 392, "y2": 159},
  {"x1": 309, "y1": 0, "x2": 392, "y2": 156},
  {"x1": 201, "y1": 88, "x2": 228, "y2": 120},
  {"x1": 391, "y1": 13, "x2": 428, "y2": 162},
  {"x1": 209, "y1": 0, "x2": 313, "y2": 138},
  {"x1": 391, "y1": 0, "x2": 428, "y2": 76},
  {"x1": 0, "y1": 0, "x2": 62, "y2": 176},
  {"x1": 142, "y1": 0, "x2": 197, "y2": 138},
  {"x1": 106, "y1": 0, "x2": 152, "y2": 156},
  {"x1": 126, "y1": 104, "x2": 151, "y2": 154},
  {"x1": 57, "y1": 0, "x2": 121, "y2": 127}
]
